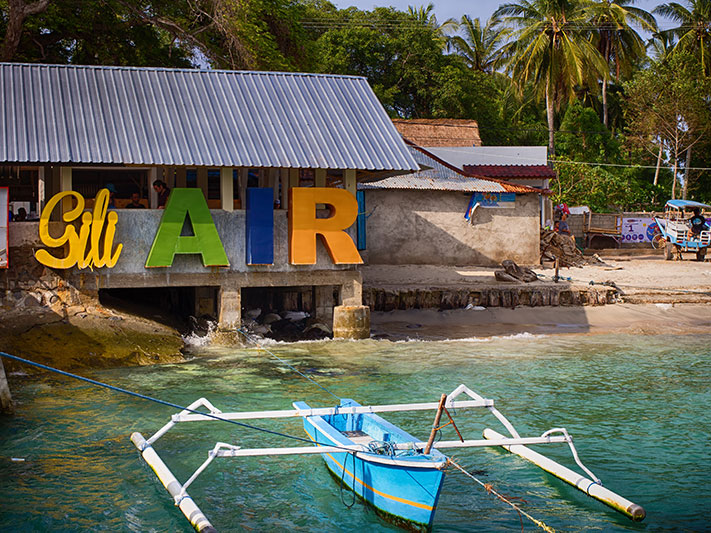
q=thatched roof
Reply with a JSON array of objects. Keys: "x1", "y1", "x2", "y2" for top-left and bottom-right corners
[{"x1": 391, "y1": 119, "x2": 481, "y2": 147}]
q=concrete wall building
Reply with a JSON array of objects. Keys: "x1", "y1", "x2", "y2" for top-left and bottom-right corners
[
  {"x1": 359, "y1": 144, "x2": 543, "y2": 266},
  {"x1": 0, "y1": 63, "x2": 420, "y2": 333}
]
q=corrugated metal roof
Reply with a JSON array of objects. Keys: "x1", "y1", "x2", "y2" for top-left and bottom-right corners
[
  {"x1": 360, "y1": 144, "x2": 541, "y2": 194},
  {"x1": 0, "y1": 63, "x2": 419, "y2": 171},
  {"x1": 464, "y1": 164, "x2": 556, "y2": 179}
]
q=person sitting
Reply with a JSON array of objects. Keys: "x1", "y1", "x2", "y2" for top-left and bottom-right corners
[
  {"x1": 105, "y1": 183, "x2": 117, "y2": 209},
  {"x1": 14, "y1": 207, "x2": 27, "y2": 221},
  {"x1": 689, "y1": 207, "x2": 708, "y2": 237},
  {"x1": 125, "y1": 191, "x2": 146, "y2": 209},
  {"x1": 152, "y1": 180, "x2": 170, "y2": 209},
  {"x1": 557, "y1": 212, "x2": 572, "y2": 235}
]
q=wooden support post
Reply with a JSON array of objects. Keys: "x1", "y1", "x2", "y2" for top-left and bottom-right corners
[
  {"x1": 315, "y1": 168, "x2": 326, "y2": 188},
  {"x1": 424, "y1": 394, "x2": 447, "y2": 455},
  {"x1": 268, "y1": 168, "x2": 279, "y2": 204},
  {"x1": 149, "y1": 167, "x2": 158, "y2": 208},
  {"x1": 164, "y1": 167, "x2": 176, "y2": 189},
  {"x1": 344, "y1": 169, "x2": 356, "y2": 197},
  {"x1": 197, "y1": 168, "x2": 208, "y2": 199},
  {"x1": 176, "y1": 167, "x2": 187, "y2": 188},
  {"x1": 220, "y1": 167, "x2": 233, "y2": 211},
  {"x1": 287, "y1": 168, "x2": 299, "y2": 211},
  {"x1": 37, "y1": 166, "x2": 45, "y2": 214},
  {"x1": 239, "y1": 168, "x2": 248, "y2": 209},
  {"x1": 60, "y1": 166, "x2": 72, "y2": 214}
]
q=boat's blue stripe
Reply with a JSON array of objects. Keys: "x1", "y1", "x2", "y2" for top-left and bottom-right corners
[{"x1": 304, "y1": 429, "x2": 437, "y2": 512}]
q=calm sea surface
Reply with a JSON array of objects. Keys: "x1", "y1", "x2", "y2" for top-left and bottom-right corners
[{"x1": 1, "y1": 333, "x2": 709, "y2": 532}]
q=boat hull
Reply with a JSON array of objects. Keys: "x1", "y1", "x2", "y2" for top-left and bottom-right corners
[{"x1": 295, "y1": 400, "x2": 446, "y2": 529}]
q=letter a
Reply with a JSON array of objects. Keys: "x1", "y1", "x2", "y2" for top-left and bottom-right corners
[
  {"x1": 145, "y1": 188, "x2": 229, "y2": 267},
  {"x1": 289, "y1": 187, "x2": 363, "y2": 265}
]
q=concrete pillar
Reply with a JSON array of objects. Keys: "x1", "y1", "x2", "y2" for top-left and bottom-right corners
[
  {"x1": 0, "y1": 357, "x2": 13, "y2": 414},
  {"x1": 333, "y1": 305, "x2": 370, "y2": 340},
  {"x1": 220, "y1": 167, "x2": 233, "y2": 211},
  {"x1": 314, "y1": 285, "x2": 334, "y2": 324},
  {"x1": 340, "y1": 276, "x2": 363, "y2": 306},
  {"x1": 218, "y1": 287, "x2": 241, "y2": 330}
]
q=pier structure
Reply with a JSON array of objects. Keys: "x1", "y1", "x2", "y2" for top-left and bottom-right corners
[{"x1": 0, "y1": 63, "x2": 420, "y2": 338}]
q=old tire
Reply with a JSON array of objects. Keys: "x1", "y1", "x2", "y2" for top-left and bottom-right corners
[{"x1": 665, "y1": 242, "x2": 674, "y2": 261}]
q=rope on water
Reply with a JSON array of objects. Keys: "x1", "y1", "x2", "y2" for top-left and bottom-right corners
[
  {"x1": 0, "y1": 351, "x2": 355, "y2": 452},
  {"x1": 447, "y1": 458, "x2": 556, "y2": 533},
  {"x1": 236, "y1": 327, "x2": 341, "y2": 401}
]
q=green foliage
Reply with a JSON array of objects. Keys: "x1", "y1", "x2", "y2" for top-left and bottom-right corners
[
  {"x1": 552, "y1": 159, "x2": 665, "y2": 212},
  {"x1": 556, "y1": 101, "x2": 620, "y2": 162}
]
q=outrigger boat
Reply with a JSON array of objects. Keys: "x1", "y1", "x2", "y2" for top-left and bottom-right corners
[{"x1": 131, "y1": 384, "x2": 645, "y2": 532}]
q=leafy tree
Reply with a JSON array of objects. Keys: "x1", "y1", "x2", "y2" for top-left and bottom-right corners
[
  {"x1": 495, "y1": 0, "x2": 607, "y2": 157},
  {"x1": 624, "y1": 52, "x2": 711, "y2": 199},
  {"x1": 556, "y1": 100, "x2": 620, "y2": 161},
  {"x1": 0, "y1": 0, "x2": 49, "y2": 61}
]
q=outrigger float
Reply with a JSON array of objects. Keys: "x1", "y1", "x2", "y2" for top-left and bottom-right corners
[{"x1": 132, "y1": 384, "x2": 645, "y2": 531}]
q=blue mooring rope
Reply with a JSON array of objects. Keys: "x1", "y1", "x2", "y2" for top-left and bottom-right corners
[{"x1": 0, "y1": 351, "x2": 349, "y2": 450}]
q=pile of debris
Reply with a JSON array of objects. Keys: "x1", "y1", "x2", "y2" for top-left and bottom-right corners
[
  {"x1": 241, "y1": 309, "x2": 332, "y2": 342},
  {"x1": 494, "y1": 260, "x2": 539, "y2": 283},
  {"x1": 540, "y1": 229, "x2": 586, "y2": 267}
]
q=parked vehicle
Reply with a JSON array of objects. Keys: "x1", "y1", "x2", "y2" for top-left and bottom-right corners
[{"x1": 654, "y1": 200, "x2": 711, "y2": 261}]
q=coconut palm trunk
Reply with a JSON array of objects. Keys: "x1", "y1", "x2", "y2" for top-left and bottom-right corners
[{"x1": 546, "y1": 82, "x2": 555, "y2": 157}]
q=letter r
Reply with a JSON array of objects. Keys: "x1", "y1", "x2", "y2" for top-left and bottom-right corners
[{"x1": 288, "y1": 188, "x2": 363, "y2": 265}]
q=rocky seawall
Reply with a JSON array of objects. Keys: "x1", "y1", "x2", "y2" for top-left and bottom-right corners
[{"x1": 363, "y1": 285, "x2": 617, "y2": 311}]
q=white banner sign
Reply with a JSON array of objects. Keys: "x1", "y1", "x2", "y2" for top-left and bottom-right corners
[{"x1": 621, "y1": 217, "x2": 656, "y2": 243}]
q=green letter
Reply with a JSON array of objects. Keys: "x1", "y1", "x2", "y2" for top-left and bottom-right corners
[{"x1": 146, "y1": 188, "x2": 229, "y2": 267}]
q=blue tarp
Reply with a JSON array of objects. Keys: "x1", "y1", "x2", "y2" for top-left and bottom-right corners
[{"x1": 666, "y1": 199, "x2": 711, "y2": 209}]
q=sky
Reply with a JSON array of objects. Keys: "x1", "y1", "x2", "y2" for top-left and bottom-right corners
[{"x1": 331, "y1": 1, "x2": 676, "y2": 31}]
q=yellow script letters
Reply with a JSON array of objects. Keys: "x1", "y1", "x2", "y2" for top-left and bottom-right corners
[{"x1": 35, "y1": 189, "x2": 123, "y2": 269}]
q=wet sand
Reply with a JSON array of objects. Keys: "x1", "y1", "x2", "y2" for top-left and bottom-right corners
[{"x1": 370, "y1": 303, "x2": 711, "y2": 340}]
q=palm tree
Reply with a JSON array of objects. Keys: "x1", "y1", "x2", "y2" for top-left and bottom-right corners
[
  {"x1": 654, "y1": 0, "x2": 711, "y2": 75},
  {"x1": 450, "y1": 15, "x2": 511, "y2": 73},
  {"x1": 495, "y1": 0, "x2": 607, "y2": 156},
  {"x1": 407, "y1": 3, "x2": 458, "y2": 50},
  {"x1": 587, "y1": 0, "x2": 658, "y2": 127}
]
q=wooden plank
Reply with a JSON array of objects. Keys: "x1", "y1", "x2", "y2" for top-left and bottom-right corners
[
  {"x1": 197, "y1": 167, "x2": 208, "y2": 198},
  {"x1": 220, "y1": 168, "x2": 233, "y2": 211},
  {"x1": 344, "y1": 169, "x2": 356, "y2": 196},
  {"x1": 176, "y1": 167, "x2": 187, "y2": 188}
]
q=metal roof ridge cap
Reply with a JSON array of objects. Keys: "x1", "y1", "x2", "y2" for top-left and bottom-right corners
[{"x1": 0, "y1": 62, "x2": 368, "y2": 80}]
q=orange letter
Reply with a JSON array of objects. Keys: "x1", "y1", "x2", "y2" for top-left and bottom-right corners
[{"x1": 289, "y1": 187, "x2": 363, "y2": 265}]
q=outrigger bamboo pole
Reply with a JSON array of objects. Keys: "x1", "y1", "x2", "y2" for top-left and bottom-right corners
[
  {"x1": 131, "y1": 432, "x2": 217, "y2": 533},
  {"x1": 424, "y1": 394, "x2": 447, "y2": 455},
  {"x1": 483, "y1": 428, "x2": 645, "y2": 521}
]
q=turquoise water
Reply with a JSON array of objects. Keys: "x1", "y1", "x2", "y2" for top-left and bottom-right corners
[{"x1": 1, "y1": 333, "x2": 710, "y2": 532}]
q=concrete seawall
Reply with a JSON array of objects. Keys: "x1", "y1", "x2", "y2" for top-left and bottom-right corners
[{"x1": 363, "y1": 285, "x2": 617, "y2": 312}]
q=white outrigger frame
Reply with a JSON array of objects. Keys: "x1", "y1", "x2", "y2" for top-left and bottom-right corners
[{"x1": 131, "y1": 384, "x2": 645, "y2": 532}]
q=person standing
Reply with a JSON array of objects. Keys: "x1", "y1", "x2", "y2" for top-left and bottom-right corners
[{"x1": 152, "y1": 180, "x2": 170, "y2": 209}]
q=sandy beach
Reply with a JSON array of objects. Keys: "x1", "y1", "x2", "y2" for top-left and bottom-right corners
[{"x1": 363, "y1": 251, "x2": 711, "y2": 339}]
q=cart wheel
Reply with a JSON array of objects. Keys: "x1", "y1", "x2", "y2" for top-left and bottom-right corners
[
  {"x1": 697, "y1": 248, "x2": 707, "y2": 262},
  {"x1": 664, "y1": 242, "x2": 674, "y2": 261}
]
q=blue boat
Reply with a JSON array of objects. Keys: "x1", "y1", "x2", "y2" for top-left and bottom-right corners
[
  {"x1": 131, "y1": 384, "x2": 647, "y2": 532},
  {"x1": 294, "y1": 398, "x2": 447, "y2": 530}
]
